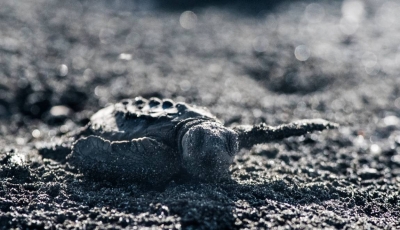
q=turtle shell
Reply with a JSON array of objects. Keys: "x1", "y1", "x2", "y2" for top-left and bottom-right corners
[{"x1": 87, "y1": 97, "x2": 218, "y2": 145}]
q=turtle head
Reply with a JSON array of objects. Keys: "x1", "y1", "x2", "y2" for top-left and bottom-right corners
[{"x1": 181, "y1": 122, "x2": 239, "y2": 182}]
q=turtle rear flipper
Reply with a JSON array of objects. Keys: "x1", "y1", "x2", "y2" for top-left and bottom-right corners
[
  {"x1": 234, "y1": 119, "x2": 338, "y2": 149},
  {"x1": 67, "y1": 136, "x2": 180, "y2": 186}
]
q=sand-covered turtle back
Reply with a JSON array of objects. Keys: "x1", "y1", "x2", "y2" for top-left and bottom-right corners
[
  {"x1": 87, "y1": 97, "x2": 218, "y2": 144},
  {"x1": 60, "y1": 97, "x2": 338, "y2": 186}
]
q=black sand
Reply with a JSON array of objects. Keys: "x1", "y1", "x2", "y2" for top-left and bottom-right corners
[{"x1": 0, "y1": 0, "x2": 399, "y2": 229}]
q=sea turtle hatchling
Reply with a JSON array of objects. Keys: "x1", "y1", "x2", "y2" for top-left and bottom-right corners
[{"x1": 52, "y1": 97, "x2": 337, "y2": 186}]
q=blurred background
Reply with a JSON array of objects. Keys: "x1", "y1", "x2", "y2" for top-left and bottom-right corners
[{"x1": 1, "y1": 0, "x2": 399, "y2": 141}]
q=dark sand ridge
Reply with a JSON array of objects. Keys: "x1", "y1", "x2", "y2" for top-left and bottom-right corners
[{"x1": 0, "y1": 0, "x2": 399, "y2": 228}]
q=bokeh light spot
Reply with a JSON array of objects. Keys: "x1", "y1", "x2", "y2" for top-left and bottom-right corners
[
  {"x1": 50, "y1": 105, "x2": 70, "y2": 117},
  {"x1": 370, "y1": 144, "x2": 381, "y2": 155},
  {"x1": 58, "y1": 64, "x2": 68, "y2": 77},
  {"x1": 119, "y1": 53, "x2": 132, "y2": 60},
  {"x1": 383, "y1": 116, "x2": 399, "y2": 127},
  {"x1": 179, "y1": 11, "x2": 197, "y2": 29},
  {"x1": 394, "y1": 97, "x2": 400, "y2": 109},
  {"x1": 362, "y1": 52, "x2": 377, "y2": 68},
  {"x1": 339, "y1": 0, "x2": 364, "y2": 35},
  {"x1": 294, "y1": 45, "x2": 310, "y2": 61},
  {"x1": 95, "y1": 86, "x2": 107, "y2": 97},
  {"x1": 342, "y1": 0, "x2": 364, "y2": 22},
  {"x1": 32, "y1": 129, "x2": 41, "y2": 139},
  {"x1": 252, "y1": 36, "x2": 269, "y2": 53},
  {"x1": 179, "y1": 80, "x2": 191, "y2": 91}
]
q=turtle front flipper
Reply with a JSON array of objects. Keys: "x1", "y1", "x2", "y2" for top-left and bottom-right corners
[
  {"x1": 233, "y1": 119, "x2": 338, "y2": 149},
  {"x1": 67, "y1": 136, "x2": 180, "y2": 186}
]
